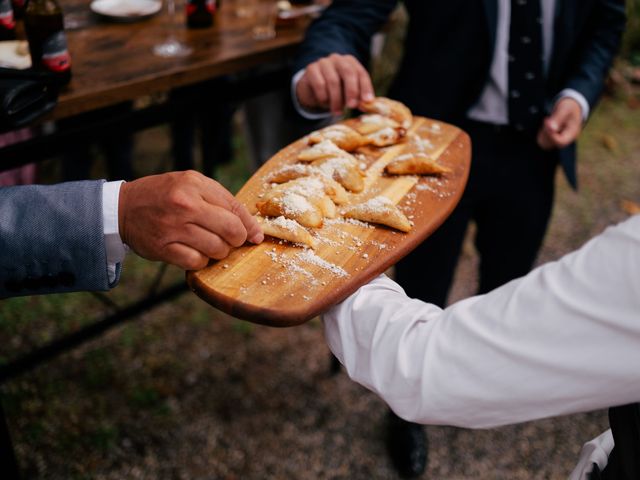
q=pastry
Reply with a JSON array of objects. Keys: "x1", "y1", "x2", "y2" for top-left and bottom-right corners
[
  {"x1": 268, "y1": 177, "x2": 337, "y2": 218},
  {"x1": 256, "y1": 191, "x2": 324, "y2": 228},
  {"x1": 267, "y1": 167, "x2": 350, "y2": 204},
  {"x1": 359, "y1": 97, "x2": 413, "y2": 129},
  {"x1": 353, "y1": 114, "x2": 402, "y2": 135},
  {"x1": 257, "y1": 216, "x2": 318, "y2": 249},
  {"x1": 366, "y1": 126, "x2": 405, "y2": 147},
  {"x1": 307, "y1": 124, "x2": 371, "y2": 151},
  {"x1": 298, "y1": 139, "x2": 349, "y2": 162},
  {"x1": 341, "y1": 195, "x2": 412, "y2": 232},
  {"x1": 313, "y1": 156, "x2": 365, "y2": 193},
  {"x1": 385, "y1": 153, "x2": 451, "y2": 176}
]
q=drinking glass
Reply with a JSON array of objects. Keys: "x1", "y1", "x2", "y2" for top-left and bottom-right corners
[
  {"x1": 250, "y1": 0, "x2": 277, "y2": 40},
  {"x1": 153, "y1": 0, "x2": 192, "y2": 57}
]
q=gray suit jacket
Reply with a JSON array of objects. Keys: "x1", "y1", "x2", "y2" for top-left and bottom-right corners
[{"x1": 0, "y1": 180, "x2": 121, "y2": 298}]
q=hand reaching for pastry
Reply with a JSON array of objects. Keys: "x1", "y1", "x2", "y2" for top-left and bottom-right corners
[
  {"x1": 118, "y1": 171, "x2": 263, "y2": 270},
  {"x1": 537, "y1": 97, "x2": 583, "y2": 150},
  {"x1": 296, "y1": 53, "x2": 375, "y2": 115}
]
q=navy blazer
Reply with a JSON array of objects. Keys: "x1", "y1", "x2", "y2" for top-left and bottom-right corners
[{"x1": 294, "y1": 0, "x2": 626, "y2": 188}]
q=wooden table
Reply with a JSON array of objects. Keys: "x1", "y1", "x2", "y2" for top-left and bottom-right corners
[{"x1": 54, "y1": 0, "x2": 310, "y2": 120}]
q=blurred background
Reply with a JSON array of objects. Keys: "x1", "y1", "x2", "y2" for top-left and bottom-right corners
[{"x1": 1, "y1": 2, "x2": 640, "y2": 478}]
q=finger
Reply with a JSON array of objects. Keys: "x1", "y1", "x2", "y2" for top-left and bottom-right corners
[
  {"x1": 305, "y1": 63, "x2": 330, "y2": 108},
  {"x1": 227, "y1": 198, "x2": 264, "y2": 244},
  {"x1": 195, "y1": 180, "x2": 263, "y2": 244},
  {"x1": 296, "y1": 77, "x2": 321, "y2": 110},
  {"x1": 354, "y1": 62, "x2": 374, "y2": 102},
  {"x1": 536, "y1": 127, "x2": 554, "y2": 150},
  {"x1": 318, "y1": 58, "x2": 344, "y2": 114},
  {"x1": 177, "y1": 224, "x2": 233, "y2": 260},
  {"x1": 188, "y1": 204, "x2": 249, "y2": 248},
  {"x1": 549, "y1": 122, "x2": 580, "y2": 148},
  {"x1": 334, "y1": 56, "x2": 362, "y2": 109},
  {"x1": 163, "y1": 242, "x2": 210, "y2": 271}
]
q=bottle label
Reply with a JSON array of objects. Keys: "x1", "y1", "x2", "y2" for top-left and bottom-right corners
[
  {"x1": 0, "y1": 0, "x2": 16, "y2": 30},
  {"x1": 186, "y1": 0, "x2": 215, "y2": 15},
  {"x1": 42, "y1": 31, "x2": 72, "y2": 73}
]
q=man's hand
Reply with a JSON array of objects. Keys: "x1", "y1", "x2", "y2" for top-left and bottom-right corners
[
  {"x1": 296, "y1": 54, "x2": 375, "y2": 115},
  {"x1": 537, "y1": 97, "x2": 583, "y2": 150},
  {"x1": 118, "y1": 171, "x2": 263, "y2": 270}
]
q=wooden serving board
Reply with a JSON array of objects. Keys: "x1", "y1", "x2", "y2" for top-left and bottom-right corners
[{"x1": 187, "y1": 117, "x2": 471, "y2": 327}]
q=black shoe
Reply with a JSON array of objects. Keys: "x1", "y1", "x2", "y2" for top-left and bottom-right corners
[{"x1": 386, "y1": 410, "x2": 427, "y2": 478}]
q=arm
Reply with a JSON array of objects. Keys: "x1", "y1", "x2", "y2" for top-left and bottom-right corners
[
  {"x1": 292, "y1": 0, "x2": 397, "y2": 114},
  {"x1": 0, "y1": 180, "x2": 112, "y2": 297},
  {"x1": 0, "y1": 171, "x2": 263, "y2": 298},
  {"x1": 538, "y1": 0, "x2": 626, "y2": 150},
  {"x1": 323, "y1": 216, "x2": 640, "y2": 428}
]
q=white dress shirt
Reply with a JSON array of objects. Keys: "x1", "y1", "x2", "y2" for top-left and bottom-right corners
[
  {"x1": 102, "y1": 180, "x2": 127, "y2": 283},
  {"x1": 324, "y1": 215, "x2": 640, "y2": 478},
  {"x1": 293, "y1": 0, "x2": 589, "y2": 122}
]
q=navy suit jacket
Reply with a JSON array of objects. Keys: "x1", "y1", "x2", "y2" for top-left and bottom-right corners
[
  {"x1": 0, "y1": 180, "x2": 120, "y2": 298},
  {"x1": 294, "y1": 0, "x2": 626, "y2": 188}
]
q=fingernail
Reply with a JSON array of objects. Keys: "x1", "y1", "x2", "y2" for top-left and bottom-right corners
[
  {"x1": 363, "y1": 93, "x2": 374, "y2": 101},
  {"x1": 347, "y1": 99, "x2": 357, "y2": 108},
  {"x1": 249, "y1": 232, "x2": 264, "y2": 244}
]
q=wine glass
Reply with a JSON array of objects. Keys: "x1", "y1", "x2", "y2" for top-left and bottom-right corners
[{"x1": 153, "y1": 0, "x2": 193, "y2": 58}]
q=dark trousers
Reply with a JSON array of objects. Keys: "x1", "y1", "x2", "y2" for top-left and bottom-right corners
[{"x1": 396, "y1": 119, "x2": 558, "y2": 306}]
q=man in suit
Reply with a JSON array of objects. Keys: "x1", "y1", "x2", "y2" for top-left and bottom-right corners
[
  {"x1": 0, "y1": 170, "x2": 264, "y2": 297},
  {"x1": 292, "y1": 0, "x2": 626, "y2": 476}
]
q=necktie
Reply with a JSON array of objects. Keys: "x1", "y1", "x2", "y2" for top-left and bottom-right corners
[{"x1": 508, "y1": 0, "x2": 545, "y2": 132}]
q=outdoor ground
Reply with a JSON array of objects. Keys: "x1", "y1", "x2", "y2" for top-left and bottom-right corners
[{"x1": 2, "y1": 15, "x2": 640, "y2": 479}]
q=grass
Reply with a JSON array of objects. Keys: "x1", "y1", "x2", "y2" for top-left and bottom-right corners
[{"x1": 1, "y1": 12, "x2": 639, "y2": 477}]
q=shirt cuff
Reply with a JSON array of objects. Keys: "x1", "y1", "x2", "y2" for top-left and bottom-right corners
[
  {"x1": 557, "y1": 89, "x2": 590, "y2": 122},
  {"x1": 102, "y1": 180, "x2": 127, "y2": 284},
  {"x1": 568, "y1": 430, "x2": 613, "y2": 480},
  {"x1": 291, "y1": 69, "x2": 334, "y2": 121}
]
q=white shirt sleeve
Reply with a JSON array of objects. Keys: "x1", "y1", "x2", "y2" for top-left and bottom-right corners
[
  {"x1": 101, "y1": 180, "x2": 127, "y2": 284},
  {"x1": 323, "y1": 215, "x2": 640, "y2": 429},
  {"x1": 557, "y1": 88, "x2": 590, "y2": 121},
  {"x1": 291, "y1": 69, "x2": 334, "y2": 121},
  {"x1": 569, "y1": 430, "x2": 614, "y2": 480}
]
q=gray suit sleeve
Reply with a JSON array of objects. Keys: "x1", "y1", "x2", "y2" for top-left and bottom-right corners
[{"x1": 0, "y1": 180, "x2": 120, "y2": 298}]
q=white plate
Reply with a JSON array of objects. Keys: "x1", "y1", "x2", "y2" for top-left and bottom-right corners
[{"x1": 90, "y1": 0, "x2": 161, "y2": 21}]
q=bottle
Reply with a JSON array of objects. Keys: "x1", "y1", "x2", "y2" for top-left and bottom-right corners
[
  {"x1": 186, "y1": 0, "x2": 215, "y2": 29},
  {"x1": 11, "y1": 0, "x2": 27, "y2": 20},
  {"x1": 24, "y1": 0, "x2": 71, "y2": 85},
  {"x1": 0, "y1": 0, "x2": 17, "y2": 40}
]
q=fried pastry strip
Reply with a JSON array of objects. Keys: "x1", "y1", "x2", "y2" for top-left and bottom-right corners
[
  {"x1": 385, "y1": 153, "x2": 451, "y2": 176},
  {"x1": 307, "y1": 124, "x2": 371, "y2": 151},
  {"x1": 256, "y1": 216, "x2": 318, "y2": 249},
  {"x1": 256, "y1": 191, "x2": 323, "y2": 228},
  {"x1": 341, "y1": 196, "x2": 412, "y2": 232},
  {"x1": 359, "y1": 97, "x2": 413, "y2": 129}
]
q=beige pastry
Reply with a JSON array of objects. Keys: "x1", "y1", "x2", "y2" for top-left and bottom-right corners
[
  {"x1": 257, "y1": 216, "x2": 318, "y2": 249},
  {"x1": 268, "y1": 177, "x2": 337, "y2": 218},
  {"x1": 267, "y1": 164, "x2": 320, "y2": 183},
  {"x1": 359, "y1": 97, "x2": 413, "y2": 129},
  {"x1": 298, "y1": 139, "x2": 349, "y2": 162},
  {"x1": 367, "y1": 126, "x2": 405, "y2": 147},
  {"x1": 341, "y1": 195, "x2": 412, "y2": 232},
  {"x1": 353, "y1": 114, "x2": 402, "y2": 135},
  {"x1": 313, "y1": 156, "x2": 365, "y2": 193},
  {"x1": 307, "y1": 124, "x2": 371, "y2": 151},
  {"x1": 267, "y1": 166, "x2": 350, "y2": 205},
  {"x1": 256, "y1": 191, "x2": 323, "y2": 228},
  {"x1": 385, "y1": 153, "x2": 451, "y2": 176}
]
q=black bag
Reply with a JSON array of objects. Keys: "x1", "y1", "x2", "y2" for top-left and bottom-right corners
[{"x1": 0, "y1": 67, "x2": 59, "y2": 132}]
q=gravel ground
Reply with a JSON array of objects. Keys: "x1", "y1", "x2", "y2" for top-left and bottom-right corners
[{"x1": 3, "y1": 41, "x2": 640, "y2": 480}]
